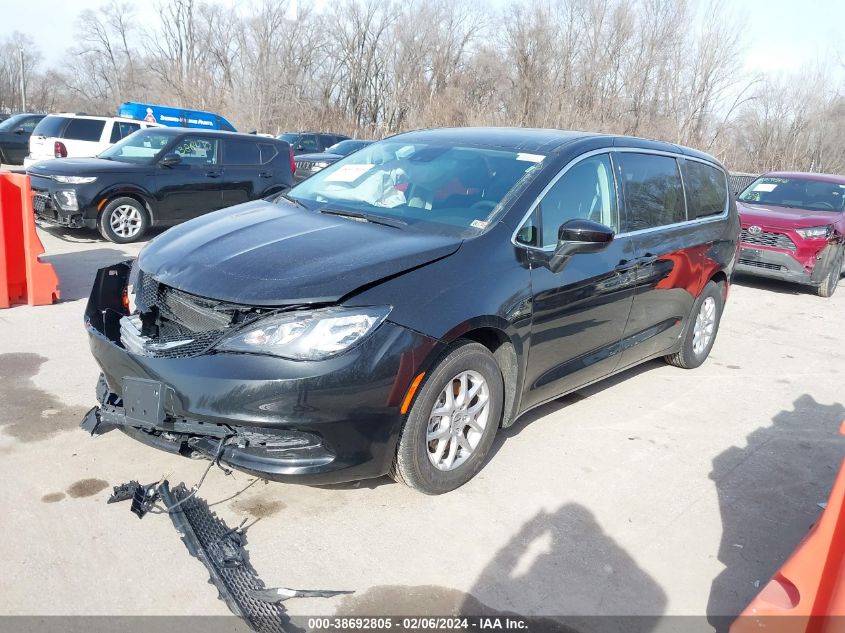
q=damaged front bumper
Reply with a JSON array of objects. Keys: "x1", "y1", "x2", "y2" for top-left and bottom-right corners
[{"x1": 83, "y1": 261, "x2": 440, "y2": 484}]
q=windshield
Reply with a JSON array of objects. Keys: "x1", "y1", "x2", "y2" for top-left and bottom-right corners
[
  {"x1": 98, "y1": 129, "x2": 173, "y2": 163},
  {"x1": 277, "y1": 133, "x2": 300, "y2": 144},
  {"x1": 326, "y1": 140, "x2": 371, "y2": 156},
  {"x1": 739, "y1": 176, "x2": 845, "y2": 212},
  {"x1": 0, "y1": 114, "x2": 27, "y2": 132},
  {"x1": 286, "y1": 140, "x2": 546, "y2": 236}
]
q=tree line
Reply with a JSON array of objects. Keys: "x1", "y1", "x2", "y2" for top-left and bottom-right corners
[{"x1": 1, "y1": 0, "x2": 844, "y2": 175}]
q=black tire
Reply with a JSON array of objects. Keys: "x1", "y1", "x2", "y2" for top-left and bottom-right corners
[
  {"x1": 815, "y1": 249, "x2": 843, "y2": 298},
  {"x1": 391, "y1": 341, "x2": 504, "y2": 494},
  {"x1": 97, "y1": 197, "x2": 150, "y2": 243},
  {"x1": 664, "y1": 281, "x2": 724, "y2": 369}
]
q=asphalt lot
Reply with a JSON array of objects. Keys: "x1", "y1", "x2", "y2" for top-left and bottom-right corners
[{"x1": 1, "y1": 223, "x2": 844, "y2": 626}]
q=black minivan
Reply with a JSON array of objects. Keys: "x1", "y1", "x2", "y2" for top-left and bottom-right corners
[
  {"x1": 82, "y1": 128, "x2": 739, "y2": 494},
  {"x1": 28, "y1": 128, "x2": 294, "y2": 243}
]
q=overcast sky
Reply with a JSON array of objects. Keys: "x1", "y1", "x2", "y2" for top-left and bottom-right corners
[{"x1": 1, "y1": 0, "x2": 843, "y2": 76}]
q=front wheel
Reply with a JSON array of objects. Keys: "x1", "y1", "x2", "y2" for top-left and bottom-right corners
[
  {"x1": 98, "y1": 197, "x2": 149, "y2": 243},
  {"x1": 391, "y1": 341, "x2": 504, "y2": 494},
  {"x1": 815, "y1": 249, "x2": 843, "y2": 298},
  {"x1": 664, "y1": 281, "x2": 724, "y2": 369}
]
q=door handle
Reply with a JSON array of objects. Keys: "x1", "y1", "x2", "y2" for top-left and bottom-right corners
[
  {"x1": 259, "y1": 171, "x2": 272, "y2": 178},
  {"x1": 205, "y1": 171, "x2": 221, "y2": 178}
]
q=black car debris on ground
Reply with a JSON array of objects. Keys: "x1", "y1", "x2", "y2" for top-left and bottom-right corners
[
  {"x1": 0, "y1": 112, "x2": 45, "y2": 165},
  {"x1": 294, "y1": 139, "x2": 374, "y2": 181},
  {"x1": 28, "y1": 127, "x2": 295, "y2": 243},
  {"x1": 82, "y1": 127, "x2": 739, "y2": 494}
]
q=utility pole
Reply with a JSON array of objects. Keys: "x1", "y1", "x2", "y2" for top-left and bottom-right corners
[{"x1": 19, "y1": 47, "x2": 26, "y2": 112}]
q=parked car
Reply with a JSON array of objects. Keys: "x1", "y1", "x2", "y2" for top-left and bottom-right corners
[
  {"x1": 81, "y1": 128, "x2": 738, "y2": 494},
  {"x1": 0, "y1": 113, "x2": 46, "y2": 165},
  {"x1": 277, "y1": 131, "x2": 350, "y2": 155},
  {"x1": 117, "y1": 102, "x2": 237, "y2": 132},
  {"x1": 736, "y1": 172, "x2": 845, "y2": 297},
  {"x1": 24, "y1": 114, "x2": 161, "y2": 167},
  {"x1": 29, "y1": 127, "x2": 294, "y2": 243},
  {"x1": 294, "y1": 139, "x2": 374, "y2": 181}
]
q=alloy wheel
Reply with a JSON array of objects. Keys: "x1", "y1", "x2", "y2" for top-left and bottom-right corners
[
  {"x1": 426, "y1": 370, "x2": 490, "y2": 471},
  {"x1": 692, "y1": 296, "x2": 716, "y2": 355},
  {"x1": 109, "y1": 204, "x2": 143, "y2": 239}
]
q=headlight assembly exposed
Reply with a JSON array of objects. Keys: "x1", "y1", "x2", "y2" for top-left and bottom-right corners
[
  {"x1": 796, "y1": 225, "x2": 832, "y2": 239},
  {"x1": 217, "y1": 306, "x2": 391, "y2": 359},
  {"x1": 53, "y1": 175, "x2": 97, "y2": 184},
  {"x1": 54, "y1": 190, "x2": 79, "y2": 211}
]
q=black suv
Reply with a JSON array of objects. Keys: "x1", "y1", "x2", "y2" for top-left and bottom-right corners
[
  {"x1": 277, "y1": 131, "x2": 350, "y2": 155},
  {"x1": 0, "y1": 113, "x2": 45, "y2": 165},
  {"x1": 28, "y1": 128, "x2": 294, "y2": 243}
]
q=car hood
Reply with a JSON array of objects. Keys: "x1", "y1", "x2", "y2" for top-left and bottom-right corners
[
  {"x1": 138, "y1": 199, "x2": 463, "y2": 305},
  {"x1": 737, "y1": 201, "x2": 841, "y2": 229},
  {"x1": 296, "y1": 152, "x2": 342, "y2": 162},
  {"x1": 26, "y1": 157, "x2": 149, "y2": 176}
]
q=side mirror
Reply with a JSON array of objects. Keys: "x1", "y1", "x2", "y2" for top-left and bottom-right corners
[
  {"x1": 159, "y1": 153, "x2": 182, "y2": 167},
  {"x1": 549, "y1": 219, "x2": 615, "y2": 273},
  {"x1": 13, "y1": 127, "x2": 27, "y2": 135},
  {"x1": 294, "y1": 144, "x2": 305, "y2": 151}
]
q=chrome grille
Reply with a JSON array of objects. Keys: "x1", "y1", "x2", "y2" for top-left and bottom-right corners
[
  {"x1": 740, "y1": 228, "x2": 796, "y2": 251},
  {"x1": 295, "y1": 160, "x2": 314, "y2": 171}
]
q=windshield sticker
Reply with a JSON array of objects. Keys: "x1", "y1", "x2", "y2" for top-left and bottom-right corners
[
  {"x1": 753, "y1": 183, "x2": 777, "y2": 192},
  {"x1": 516, "y1": 152, "x2": 545, "y2": 163},
  {"x1": 324, "y1": 164, "x2": 374, "y2": 183},
  {"x1": 470, "y1": 219, "x2": 489, "y2": 229}
]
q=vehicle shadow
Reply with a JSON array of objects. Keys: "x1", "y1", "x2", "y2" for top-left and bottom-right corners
[
  {"x1": 338, "y1": 503, "x2": 668, "y2": 633},
  {"x1": 731, "y1": 273, "x2": 806, "y2": 296},
  {"x1": 41, "y1": 248, "x2": 136, "y2": 302},
  {"x1": 707, "y1": 394, "x2": 845, "y2": 631},
  {"x1": 487, "y1": 360, "x2": 665, "y2": 463}
]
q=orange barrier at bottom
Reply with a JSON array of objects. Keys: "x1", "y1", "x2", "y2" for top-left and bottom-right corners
[
  {"x1": 731, "y1": 421, "x2": 845, "y2": 633},
  {"x1": 0, "y1": 172, "x2": 60, "y2": 307}
]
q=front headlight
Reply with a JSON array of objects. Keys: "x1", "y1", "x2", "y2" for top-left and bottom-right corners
[
  {"x1": 54, "y1": 189, "x2": 78, "y2": 211},
  {"x1": 796, "y1": 225, "x2": 832, "y2": 239},
  {"x1": 217, "y1": 306, "x2": 391, "y2": 359},
  {"x1": 312, "y1": 161, "x2": 330, "y2": 171},
  {"x1": 53, "y1": 176, "x2": 97, "y2": 184}
]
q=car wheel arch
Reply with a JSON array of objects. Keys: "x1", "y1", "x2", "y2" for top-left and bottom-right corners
[{"x1": 98, "y1": 189, "x2": 157, "y2": 224}]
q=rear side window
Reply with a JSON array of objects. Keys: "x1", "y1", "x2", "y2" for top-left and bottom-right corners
[
  {"x1": 681, "y1": 159, "x2": 728, "y2": 218},
  {"x1": 64, "y1": 119, "x2": 106, "y2": 142},
  {"x1": 223, "y1": 140, "x2": 260, "y2": 165},
  {"x1": 110, "y1": 122, "x2": 141, "y2": 143},
  {"x1": 32, "y1": 116, "x2": 69, "y2": 138},
  {"x1": 617, "y1": 153, "x2": 685, "y2": 232},
  {"x1": 258, "y1": 143, "x2": 279, "y2": 164}
]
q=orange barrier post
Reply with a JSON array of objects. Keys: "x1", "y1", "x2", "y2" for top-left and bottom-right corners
[
  {"x1": 731, "y1": 421, "x2": 845, "y2": 633},
  {"x1": 0, "y1": 172, "x2": 59, "y2": 307}
]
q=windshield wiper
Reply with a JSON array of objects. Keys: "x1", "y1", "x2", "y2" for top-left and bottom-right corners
[
  {"x1": 319, "y1": 207, "x2": 407, "y2": 229},
  {"x1": 278, "y1": 192, "x2": 308, "y2": 209}
]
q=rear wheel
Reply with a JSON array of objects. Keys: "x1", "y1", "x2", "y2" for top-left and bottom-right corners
[
  {"x1": 815, "y1": 249, "x2": 843, "y2": 298},
  {"x1": 391, "y1": 342, "x2": 504, "y2": 494},
  {"x1": 664, "y1": 281, "x2": 724, "y2": 369},
  {"x1": 98, "y1": 197, "x2": 149, "y2": 243}
]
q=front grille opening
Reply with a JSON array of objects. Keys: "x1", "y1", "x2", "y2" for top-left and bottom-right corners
[
  {"x1": 124, "y1": 271, "x2": 271, "y2": 359},
  {"x1": 739, "y1": 258, "x2": 785, "y2": 271},
  {"x1": 741, "y1": 228, "x2": 797, "y2": 251}
]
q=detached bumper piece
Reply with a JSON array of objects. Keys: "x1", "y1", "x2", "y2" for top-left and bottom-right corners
[
  {"x1": 731, "y1": 421, "x2": 845, "y2": 633},
  {"x1": 159, "y1": 481, "x2": 289, "y2": 633}
]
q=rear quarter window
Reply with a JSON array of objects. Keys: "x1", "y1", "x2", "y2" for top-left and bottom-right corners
[
  {"x1": 64, "y1": 119, "x2": 106, "y2": 142},
  {"x1": 618, "y1": 152, "x2": 686, "y2": 232},
  {"x1": 681, "y1": 159, "x2": 727, "y2": 218},
  {"x1": 258, "y1": 143, "x2": 279, "y2": 164},
  {"x1": 223, "y1": 140, "x2": 261, "y2": 165},
  {"x1": 32, "y1": 116, "x2": 70, "y2": 138}
]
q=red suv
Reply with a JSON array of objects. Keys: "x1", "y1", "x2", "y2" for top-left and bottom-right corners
[{"x1": 736, "y1": 172, "x2": 845, "y2": 296}]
